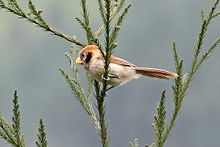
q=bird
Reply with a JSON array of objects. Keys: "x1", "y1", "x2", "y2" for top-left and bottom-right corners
[{"x1": 76, "y1": 45, "x2": 178, "y2": 87}]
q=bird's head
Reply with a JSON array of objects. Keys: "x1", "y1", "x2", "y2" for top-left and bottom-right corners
[{"x1": 76, "y1": 45, "x2": 102, "y2": 65}]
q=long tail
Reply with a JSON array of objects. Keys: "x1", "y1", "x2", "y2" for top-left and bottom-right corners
[{"x1": 135, "y1": 67, "x2": 178, "y2": 80}]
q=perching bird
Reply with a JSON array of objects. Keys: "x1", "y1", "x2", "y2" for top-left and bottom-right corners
[{"x1": 76, "y1": 45, "x2": 178, "y2": 87}]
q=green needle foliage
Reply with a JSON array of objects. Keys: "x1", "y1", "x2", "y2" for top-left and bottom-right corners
[
  {"x1": 73, "y1": 1, "x2": 131, "y2": 146},
  {"x1": 36, "y1": 119, "x2": 48, "y2": 147},
  {"x1": 152, "y1": 91, "x2": 166, "y2": 147},
  {"x1": 1, "y1": 92, "x2": 37, "y2": 147},
  {"x1": 12, "y1": 91, "x2": 25, "y2": 147},
  {"x1": 128, "y1": 138, "x2": 139, "y2": 147},
  {"x1": 152, "y1": 0, "x2": 220, "y2": 147},
  {"x1": 0, "y1": 0, "x2": 84, "y2": 46},
  {"x1": 59, "y1": 47, "x2": 101, "y2": 134},
  {"x1": 1, "y1": 0, "x2": 220, "y2": 147},
  {"x1": 0, "y1": 92, "x2": 48, "y2": 147},
  {"x1": 0, "y1": 91, "x2": 25, "y2": 147}
]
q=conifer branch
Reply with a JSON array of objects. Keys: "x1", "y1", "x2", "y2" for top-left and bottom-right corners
[
  {"x1": 95, "y1": 1, "x2": 112, "y2": 146},
  {"x1": 0, "y1": 0, "x2": 85, "y2": 47},
  {"x1": 75, "y1": 1, "x2": 110, "y2": 143},
  {"x1": 200, "y1": 8, "x2": 205, "y2": 23},
  {"x1": 1, "y1": 0, "x2": 220, "y2": 147},
  {"x1": 109, "y1": 4, "x2": 131, "y2": 50},
  {"x1": 97, "y1": 0, "x2": 106, "y2": 24},
  {"x1": 128, "y1": 138, "x2": 139, "y2": 147},
  {"x1": 101, "y1": 0, "x2": 112, "y2": 91},
  {"x1": 75, "y1": 17, "x2": 96, "y2": 44},
  {"x1": 195, "y1": 37, "x2": 220, "y2": 72},
  {"x1": 2, "y1": 0, "x2": 25, "y2": 17},
  {"x1": 95, "y1": 0, "x2": 127, "y2": 38},
  {"x1": 0, "y1": 117, "x2": 17, "y2": 145},
  {"x1": 79, "y1": 0, "x2": 92, "y2": 43},
  {"x1": 12, "y1": 91, "x2": 25, "y2": 147},
  {"x1": 59, "y1": 47, "x2": 101, "y2": 134},
  {"x1": 0, "y1": 0, "x2": 4, "y2": 8},
  {"x1": 186, "y1": 0, "x2": 219, "y2": 90},
  {"x1": 96, "y1": 93, "x2": 109, "y2": 147},
  {"x1": 27, "y1": 0, "x2": 48, "y2": 29},
  {"x1": 172, "y1": 41, "x2": 181, "y2": 71},
  {"x1": 152, "y1": 91, "x2": 166, "y2": 147},
  {"x1": 211, "y1": 11, "x2": 220, "y2": 19},
  {"x1": 94, "y1": 1, "x2": 132, "y2": 147},
  {"x1": 112, "y1": 0, "x2": 126, "y2": 18},
  {"x1": 77, "y1": 0, "x2": 104, "y2": 55},
  {"x1": 153, "y1": 1, "x2": 220, "y2": 146},
  {"x1": 48, "y1": 26, "x2": 85, "y2": 47},
  {"x1": 0, "y1": 91, "x2": 25, "y2": 147},
  {"x1": 59, "y1": 68, "x2": 101, "y2": 134},
  {"x1": 75, "y1": 17, "x2": 104, "y2": 55},
  {"x1": 36, "y1": 119, "x2": 48, "y2": 147}
]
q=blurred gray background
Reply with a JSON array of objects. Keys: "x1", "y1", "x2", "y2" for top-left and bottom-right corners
[{"x1": 1, "y1": 0, "x2": 220, "y2": 147}]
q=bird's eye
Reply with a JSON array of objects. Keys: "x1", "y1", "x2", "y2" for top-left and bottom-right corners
[
  {"x1": 80, "y1": 53, "x2": 87, "y2": 62},
  {"x1": 80, "y1": 52, "x2": 92, "y2": 63}
]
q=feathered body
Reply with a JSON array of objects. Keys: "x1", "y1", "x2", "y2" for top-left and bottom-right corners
[{"x1": 76, "y1": 45, "x2": 178, "y2": 86}]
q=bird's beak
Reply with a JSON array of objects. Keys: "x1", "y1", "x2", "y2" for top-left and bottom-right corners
[{"x1": 76, "y1": 57, "x2": 83, "y2": 64}]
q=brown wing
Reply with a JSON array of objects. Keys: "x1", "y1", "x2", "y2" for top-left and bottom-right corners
[{"x1": 110, "y1": 56, "x2": 136, "y2": 67}]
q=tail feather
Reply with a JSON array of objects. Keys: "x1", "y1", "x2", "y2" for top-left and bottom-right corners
[{"x1": 135, "y1": 67, "x2": 178, "y2": 80}]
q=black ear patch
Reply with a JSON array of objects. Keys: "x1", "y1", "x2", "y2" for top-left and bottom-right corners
[{"x1": 85, "y1": 52, "x2": 92, "y2": 63}]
